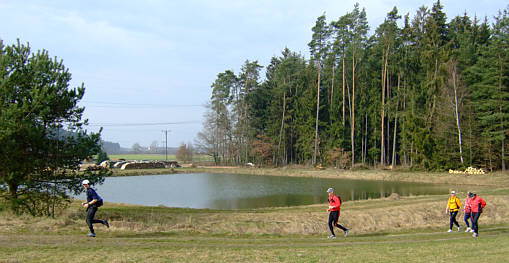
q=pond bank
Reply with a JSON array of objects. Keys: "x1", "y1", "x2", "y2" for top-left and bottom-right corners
[{"x1": 111, "y1": 166, "x2": 509, "y2": 187}]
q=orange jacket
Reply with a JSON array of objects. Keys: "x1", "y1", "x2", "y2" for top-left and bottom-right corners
[
  {"x1": 471, "y1": 195, "x2": 486, "y2": 213},
  {"x1": 328, "y1": 195, "x2": 341, "y2": 212}
]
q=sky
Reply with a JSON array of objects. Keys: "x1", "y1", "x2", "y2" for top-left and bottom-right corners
[{"x1": 1, "y1": 0, "x2": 506, "y2": 149}]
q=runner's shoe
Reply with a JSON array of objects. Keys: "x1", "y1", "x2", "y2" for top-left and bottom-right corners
[
  {"x1": 104, "y1": 220, "x2": 110, "y2": 228},
  {"x1": 465, "y1": 227, "x2": 471, "y2": 232},
  {"x1": 447, "y1": 229, "x2": 453, "y2": 233},
  {"x1": 457, "y1": 226, "x2": 462, "y2": 232},
  {"x1": 344, "y1": 229, "x2": 350, "y2": 237},
  {"x1": 328, "y1": 235, "x2": 336, "y2": 239},
  {"x1": 87, "y1": 233, "x2": 96, "y2": 237},
  {"x1": 473, "y1": 232, "x2": 478, "y2": 238}
]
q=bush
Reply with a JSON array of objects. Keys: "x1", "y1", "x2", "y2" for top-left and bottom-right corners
[{"x1": 326, "y1": 147, "x2": 351, "y2": 169}]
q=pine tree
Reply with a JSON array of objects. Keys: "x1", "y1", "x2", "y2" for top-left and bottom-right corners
[
  {"x1": 0, "y1": 40, "x2": 107, "y2": 215},
  {"x1": 308, "y1": 14, "x2": 330, "y2": 165},
  {"x1": 470, "y1": 8, "x2": 509, "y2": 170}
]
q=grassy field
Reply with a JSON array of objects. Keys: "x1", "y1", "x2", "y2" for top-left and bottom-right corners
[{"x1": 2, "y1": 185, "x2": 509, "y2": 262}]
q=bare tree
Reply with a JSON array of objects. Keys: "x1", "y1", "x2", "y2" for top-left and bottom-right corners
[
  {"x1": 131, "y1": 143, "x2": 144, "y2": 154},
  {"x1": 195, "y1": 105, "x2": 220, "y2": 164},
  {"x1": 446, "y1": 59, "x2": 465, "y2": 164},
  {"x1": 149, "y1": 140, "x2": 159, "y2": 154}
]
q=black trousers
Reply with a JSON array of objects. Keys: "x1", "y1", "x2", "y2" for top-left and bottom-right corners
[
  {"x1": 471, "y1": 212, "x2": 481, "y2": 234},
  {"x1": 328, "y1": 211, "x2": 347, "y2": 236},
  {"x1": 86, "y1": 206, "x2": 105, "y2": 234},
  {"x1": 449, "y1": 211, "x2": 460, "y2": 230}
]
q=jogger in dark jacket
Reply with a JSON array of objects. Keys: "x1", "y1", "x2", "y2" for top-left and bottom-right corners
[{"x1": 81, "y1": 180, "x2": 109, "y2": 237}]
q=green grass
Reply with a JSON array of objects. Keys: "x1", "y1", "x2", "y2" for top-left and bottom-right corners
[{"x1": 2, "y1": 225, "x2": 509, "y2": 262}]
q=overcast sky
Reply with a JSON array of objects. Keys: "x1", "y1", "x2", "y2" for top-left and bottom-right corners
[{"x1": 1, "y1": 0, "x2": 506, "y2": 149}]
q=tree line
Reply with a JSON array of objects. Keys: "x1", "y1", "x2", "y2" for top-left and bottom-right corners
[{"x1": 196, "y1": 1, "x2": 508, "y2": 171}]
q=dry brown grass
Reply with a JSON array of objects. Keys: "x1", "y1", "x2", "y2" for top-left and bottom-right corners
[
  {"x1": 5, "y1": 191, "x2": 506, "y2": 237},
  {"x1": 168, "y1": 194, "x2": 509, "y2": 236}
]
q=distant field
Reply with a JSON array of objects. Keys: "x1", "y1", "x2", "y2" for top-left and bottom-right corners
[{"x1": 109, "y1": 154, "x2": 213, "y2": 162}]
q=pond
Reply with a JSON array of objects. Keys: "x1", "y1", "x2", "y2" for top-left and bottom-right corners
[{"x1": 76, "y1": 173, "x2": 461, "y2": 210}]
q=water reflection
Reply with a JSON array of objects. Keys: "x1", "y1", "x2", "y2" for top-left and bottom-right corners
[{"x1": 75, "y1": 173, "x2": 461, "y2": 210}]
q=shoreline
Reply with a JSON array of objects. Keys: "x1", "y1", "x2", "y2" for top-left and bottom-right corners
[{"x1": 110, "y1": 166, "x2": 509, "y2": 187}]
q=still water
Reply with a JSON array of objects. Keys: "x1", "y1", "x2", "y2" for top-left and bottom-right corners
[{"x1": 77, "y1": 173, "x2": 458, "y2": 210}]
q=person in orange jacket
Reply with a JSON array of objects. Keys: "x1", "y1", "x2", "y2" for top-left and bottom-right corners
[
  {"x1": 470, "y1": 192, "x2": 487, "y2": 238},
  {"x1": 445, "y1": 190, "x2": 462, "y2": 232},
  {"x1": 327, "y1": 188, "x2": 349, "y2": 239}
]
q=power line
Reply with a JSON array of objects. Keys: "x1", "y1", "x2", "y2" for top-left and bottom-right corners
[
  {"x1": 87, "y1": 121, "x2": 200, "y2": 127},
  {"x1": 81, "y1": 100, "x2": 204, "y2": 108}
]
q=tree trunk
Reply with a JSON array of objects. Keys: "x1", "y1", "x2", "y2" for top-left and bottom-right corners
[
  {"x1": 410, "y1": 142, "x2": 413, "y2": 167},
  {"x1": 391, "y1": 74, "x2": 400, "y2": 168},
  {"x1": 244, "y1": 102, "x2": 249, "y2": 164},
  {"x1": 381, "y1": 45, "x2": 389, "y2": 166},
  {"x1": 387, "y1": 72, "x2": 392, "y2": 165},
  {"x1": 502, "y1": 137, "x2": 506, "y2": 171},
  {"x1": 452, "y1": 63, "x2": 464, "y2": 164},
  {"x1": 374, "y1": 114, "x2": 378, "y2": 168},
  {"x1": 351, "y1": 54, "x2": 355, "y2": 167},
  {"x1": 498, "y1": 53, "x2": 506, "y2": 171},
  {"x1": 342, "y1": 57, "x2": 345, "y2": 126},
  {"x1": 7, "y1": 181, "x2": 19, "y2": 213},
  {"x1": 361, "y1": 119, "x2": 365, "y2": 164},
  {"x1": 392, "y1": 115, "x2": 398, "y2": 168},
  {"x1": 277, "y1": 90, "x2": 286, "y2": 166},
  {"x1": 403, "y1": 79, "x2": 407, "y2": 166},
  {"x1": 331, "y1": 63, "x2": 335, "y2": 117},
  {"x1": 313, "y1": 60, "x2": 321, "y2": 165},
  {"x1": 469, "y1": 115, "x2": 473, "y2": 166},
  {"x1": 364, "y1": 114, "x2": 368, "y2": 163}
]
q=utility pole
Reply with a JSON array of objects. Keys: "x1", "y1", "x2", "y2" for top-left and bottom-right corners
[{"x1": 162, "y1": 130, "x2": 170, "y2": 161}]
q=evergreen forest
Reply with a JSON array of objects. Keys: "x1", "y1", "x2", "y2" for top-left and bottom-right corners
[{"x1": 196, "y1": 1, "x2": 509, "y2": 171}]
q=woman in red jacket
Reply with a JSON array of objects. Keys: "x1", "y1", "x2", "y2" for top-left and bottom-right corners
[
  {"x1": 327, "y1": 187, "x2": 350, "y2": 239},
  {"x1": 463, "y1": 192, "x2": 473, "y2": 232},
  {"x1": 470, "y1": 192, "x2": 487, "y2": 238}
]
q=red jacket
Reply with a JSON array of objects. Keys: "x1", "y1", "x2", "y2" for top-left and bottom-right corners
[
  {"x1": 470, "y1": 196, "x2": 486, "y2": 213},
  {"x1": 328, "y1": 195, "x2": 341, "y2": 212}
]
